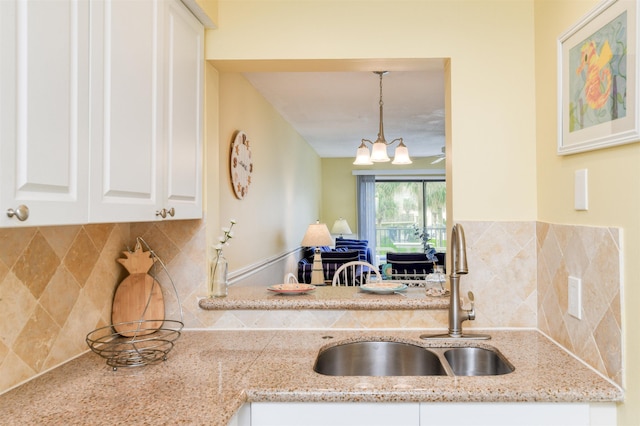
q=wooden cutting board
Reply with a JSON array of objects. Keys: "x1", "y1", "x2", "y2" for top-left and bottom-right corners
[{"x1": 111, "y1": 242, "x2": 165, "y2": 337}]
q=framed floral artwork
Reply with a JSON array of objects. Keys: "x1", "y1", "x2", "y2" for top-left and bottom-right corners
[{"x1": 558, "y1": 0, "x2": 639, "y2": 154}]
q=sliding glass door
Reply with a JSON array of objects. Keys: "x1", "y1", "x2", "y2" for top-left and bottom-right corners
[{"x1": 373, "y1": 180, "x2": 446, "y2": 264}]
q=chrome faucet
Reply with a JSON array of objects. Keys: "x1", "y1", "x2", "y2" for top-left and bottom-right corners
[{"x1": 421, "y1": 223, "x2": 490, "y2": 340}]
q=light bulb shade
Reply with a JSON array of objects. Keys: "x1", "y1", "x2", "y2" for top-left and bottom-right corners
[
  {"x1": 353, "y1": 142, "x2": 373, "y2": 165},
  {"x1": 331, "y1": 218, "x2": 352, "y2": 235},
  {"x1": 370, "y1": 141, "x2": 391, "y2": 162},
  {"x1": 301, "y1": 222, "x2": 333, "y2": 247},
  {"x1": 391, "y1": 141, "x2": 412, "y2": 165}
]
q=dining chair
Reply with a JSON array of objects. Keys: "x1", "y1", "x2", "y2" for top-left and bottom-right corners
[
  {"x1": 284, "y1": 272, "x2": 299, "y2": 284},
  {"x1": 332, "y1": 261, "x2": 382, "y2": 286}
]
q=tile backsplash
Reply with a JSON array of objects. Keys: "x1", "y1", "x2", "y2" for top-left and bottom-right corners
[
  {"x1": 536, "y1": 222, "x2": 622, "y2": 385},
  {"x1": 0, "y1": 219, "x2": 621, "y2": 394},
  {"x1": 0, "y1": 220, "x2": 206, "y2": 394}
]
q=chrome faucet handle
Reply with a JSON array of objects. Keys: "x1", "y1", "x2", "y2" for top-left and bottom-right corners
[{"x1": 467, "y1": 291, "x2": 476, "y2": 321}]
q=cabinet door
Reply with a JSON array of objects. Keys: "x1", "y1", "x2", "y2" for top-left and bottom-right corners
[
  {"x1": 419, "y1": 402, "x2": 594, "y2": 426},
  {"x1": 89, "y1": 0, "x2": 163, "y2": 223},
  {"x1": 0, "y1": 0, "x2": 89, "y2": 227},
  {"x1": 251, "y1": 402, "x2": 420, "y2": 426},
  {"x1": 162, "y1": 0, "x2": 203, "y2": 220}
]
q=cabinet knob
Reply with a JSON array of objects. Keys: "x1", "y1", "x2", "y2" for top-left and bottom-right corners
[
  {"x1": 155, "y1": 208, "x2": 175, "y2": 219},
  {"x1": 6, "y1": 205, "x2": 30, "y2": 221}
]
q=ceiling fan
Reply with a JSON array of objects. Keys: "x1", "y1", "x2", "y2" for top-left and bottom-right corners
[{"x1": 431, "y1": 146, "x2": 446, "y2": 164}]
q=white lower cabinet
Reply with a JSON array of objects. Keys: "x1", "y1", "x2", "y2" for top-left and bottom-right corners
[
  {"x1": 420, "y1": 402, "x2": 616, "y2": 426},
  {"x1": 247, "y1": 402, "x2": 616, "y2": 426},
  {"x1": 250, "y1": 402, "x2": 420, "y2": 426}
]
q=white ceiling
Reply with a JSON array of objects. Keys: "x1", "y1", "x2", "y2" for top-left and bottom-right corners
[{"x1": 243, "y1": 68, "x2": 446, "y2": 159}]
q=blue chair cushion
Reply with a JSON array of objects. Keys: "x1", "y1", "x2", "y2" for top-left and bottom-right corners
[
  {"x1": 335, "y1": 238, "x2": 372, "y2": 263},
  {"x1": 335, "y1": 237, "x2": 368, "y2": 245},
  {"x1": 301, "y1": 246, "x2": 332, "y2": 261}
]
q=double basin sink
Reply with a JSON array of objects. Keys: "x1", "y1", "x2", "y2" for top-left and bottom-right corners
[{"x1": 314, "y1": 340, "x2": 514, "y2": 377}]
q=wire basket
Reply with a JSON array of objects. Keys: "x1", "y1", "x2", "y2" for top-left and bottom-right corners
[
  {"x1": 86, "y1": 238, "x2": 184, "y2": 370},
  {"x1": 86, "y1": 319, "x2": 183, "y2": 369}
]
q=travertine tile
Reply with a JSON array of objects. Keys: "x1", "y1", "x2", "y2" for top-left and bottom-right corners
[
  {"x1": 156, "y1": 219, "x2": 202, "y2": 248},
  {"x1": 13, "y1": 231, "x2": 60, "y2": 299},
  {"x1": 0, "y1": 351, "x2": 35, "y2": 393},
  {"x1": 83, "y1": 254, "x2": 118, "y2": 315},
  {"x1": 63, "y1": 228, "x2": 99, "y2": 287},
  {"x1": 0, "y1": 335, "x2": 8, "y2": 367},
  {"x1": 0, "y1": 260, "x2": 9, "y2": 288},
  {"x1": 0, "y1": 227, "x2": 37, "y2": 269},
  {"x1": 62, "y1": 289, "x2": 104, "y2": 348},
  {"x1": 84, "y1": 223, "x2": 115, "y2": 252},
  {"x1": 40, "y1": 225, "x2": 81, "y2": 259},
  {"x1": 12, "y1": 305, "x2": 60, "y2": 372},
  {"x1": 594, "y1": 308, "x2": 622, "y2": 379},
  {"x1": 131, "y1": 224, "x2": 181, "y2": 265},
  {"x1": 0, "y1": 272, "x2": 38, "y2": 348},
  {"x1": 39, "y1": 266, "x2": 81, "y2": 327},
  {"x1": 536, "y1": 223, "x2": 621, "y2": 385},
  {"x1": 42, "y1": 323, "x2": 85, "y2": 372}
]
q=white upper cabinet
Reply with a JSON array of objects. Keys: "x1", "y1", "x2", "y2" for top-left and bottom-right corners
[
  {"x1": 0, "y1": 0, "x2": 90, "y2": 227},
  {"x1": 89, "y1": 0, "x2": 203, "y2": 223},
  {"x1": 88, "y1": 0, "x2": 164, "y2": 223},
  {"x1": 162, "y1": 0, "x2": 204, "y2": 220},
  {"x1": 0, "y1": 0, "x2": 203, "y2": 227}
]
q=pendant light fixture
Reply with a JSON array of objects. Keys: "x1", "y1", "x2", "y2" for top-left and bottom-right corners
[{"x1": 353, "y1": 71, "x2": 412, "y2": 165}]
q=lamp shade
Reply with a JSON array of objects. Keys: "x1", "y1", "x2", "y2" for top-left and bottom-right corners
[
  {"x1": 391, "y1": 141, "x2": 412, "y2": 165},
  {"x1": 331, "y1": 218, "x2": 352, "y2": 235},
  {"x1": 370, "y1": 141, "x2": 391, "y2": 162},
  {"x1": 301, "y1": 222, "x2": 333, "y2": 247},
  {"x1": 353, "y1": 142, "x2": 373, "y2": 165}
]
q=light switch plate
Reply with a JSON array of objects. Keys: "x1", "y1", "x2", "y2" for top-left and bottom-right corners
[
  {"x1": 568, "y1": 276, "x2": 582, "y2": 319},
  {"x1": 574, "y1": 169, "x2": 588, "y2": 210}
]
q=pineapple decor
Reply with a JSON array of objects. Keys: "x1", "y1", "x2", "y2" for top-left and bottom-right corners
[{"x1": 111, "y1": 241, "x2": 165, "y2": 337}]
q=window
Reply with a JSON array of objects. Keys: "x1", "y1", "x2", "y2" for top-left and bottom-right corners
[{"x1": 369, "y1": 179, "x2": 446, "y2": 264}]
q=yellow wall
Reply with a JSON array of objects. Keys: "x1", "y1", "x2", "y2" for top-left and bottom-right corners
[
  {"x1": 534, "y1": 1, "x2": 640, "y2": 423},
  {"x1": 321, "y1": 159, "x2": 357, "y2": 234},
  {"x1": 212, "y1": 72, "x2": 322, "y2": 270},
  {"x1": 206, "y1": 0, "x2": 537, "y2": 222}
]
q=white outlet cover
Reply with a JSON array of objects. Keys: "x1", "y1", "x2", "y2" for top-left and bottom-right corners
[{"x1": 568, "y1": 276, "x2": 582, "y2": 319}]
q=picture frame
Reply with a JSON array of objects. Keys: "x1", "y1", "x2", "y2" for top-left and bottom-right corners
[{"x1": 557, "y1": 0, "x2": 639, "y2": 155}]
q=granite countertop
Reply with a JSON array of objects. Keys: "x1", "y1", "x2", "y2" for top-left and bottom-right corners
[
  {"x1": 199, "y1": 285, "x2": 450, "y2": 310},
  {"x1": 0, "y1": 330, "x2": 622, "y2": 425}
]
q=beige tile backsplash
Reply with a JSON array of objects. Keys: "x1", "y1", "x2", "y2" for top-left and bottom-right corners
[
  {"x1": 536, "y1": 222, "x2": 622, "y2": 385},
  {"x1": 0, "y1": 220, "x2": 621, "y2": 393}
]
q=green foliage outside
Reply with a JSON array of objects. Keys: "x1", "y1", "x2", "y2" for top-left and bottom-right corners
[{"x1": 375, "y1": 180, "x2": 446, "y2": 260}]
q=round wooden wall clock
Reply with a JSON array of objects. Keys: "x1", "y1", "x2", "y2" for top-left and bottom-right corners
[{"x1": 230, "y1": 131, "x2": 253, "y2": 199}]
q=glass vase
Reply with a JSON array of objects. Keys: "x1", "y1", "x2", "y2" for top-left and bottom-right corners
[{"x1": 208, "y1": 252, "x2": 228, "y2": 298}]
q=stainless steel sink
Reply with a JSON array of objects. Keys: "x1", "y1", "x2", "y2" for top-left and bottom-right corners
[
  {"x1": 444, "y1": 347, "x2": 514, "y2": 376},
  {"x1": 313, "y1": 341, "x2": 447, "y2": 376},
  {"x1": 313, "y1": 340, "x2": 514, "y2": 377}
]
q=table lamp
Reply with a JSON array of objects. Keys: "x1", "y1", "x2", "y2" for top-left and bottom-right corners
[
  {"x1": 331, "y1": 218, "x2": 352, "y2": 238},
  {"x1": 301, "y1": 221, "x2": 333, "y2": 284}
]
